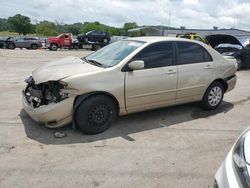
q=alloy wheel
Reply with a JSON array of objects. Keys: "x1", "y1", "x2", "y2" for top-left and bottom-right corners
[{"x1": 208, "y1": 86, "x2": 222, "y2": 106}]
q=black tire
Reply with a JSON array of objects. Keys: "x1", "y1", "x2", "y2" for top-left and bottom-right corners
[
  {"x1": 75, "y1": 95, "x2": 117, "y2": 134},
  {"x1": 7, "y1": 43, "x2": 15, "y2": 49},
  {"x1": 236, "y1": 57, "x2": 242, "y2": 70},
  {"x1": 201, "y1": 81, "x2": 224, "y2": 110},
  {"x1": 50, "y1": 44, "x2": 58, "y2": 51},
  {"x1": 31, "y1": 44, "x2": 38, "y2": 50}
]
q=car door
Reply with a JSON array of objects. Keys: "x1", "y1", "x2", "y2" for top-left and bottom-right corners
[
  {"x1": 88, "y1": 31, "x2": 96, "y2": 42},
  {"x1": 63, "y1": 34, "x2": 71, "y2": 47},
  {"x1": 175, "y1": 41, "x2": 214, "y2": 103},
  {"x1": 15, "y1": 37, "x2": 25, "y2": 48},
  {"x1": 125, "y1": 42, "x2": 177, "y2": 113},
  {"x1": 23, "y1": 38, "x2": 31, "y2": 48}
]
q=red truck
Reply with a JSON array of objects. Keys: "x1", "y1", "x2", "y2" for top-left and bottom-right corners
[
  {"x1": 47, "y1": 33, "x2": 106, "y2": 51},
  {"x1": 47, "y1": 33, "x2": 74, "y2": 51}
]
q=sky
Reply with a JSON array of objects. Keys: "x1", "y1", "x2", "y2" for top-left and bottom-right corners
[{"x1": 1, "y1": 0, "x2": 250, "y2": 30}]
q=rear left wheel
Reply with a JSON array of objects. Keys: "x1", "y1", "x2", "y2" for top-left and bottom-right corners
[
  {"x1": 75, "y1": 95, "x2": 117, "y2": 134},
  {"x1": 201, "y1": 81, "x2": 224, "y2": 110}
]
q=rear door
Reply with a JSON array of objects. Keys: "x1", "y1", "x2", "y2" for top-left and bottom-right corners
[
  {"x1": 125, "y1": 42, "x2": 177, "y2": 113},
  {"x1": 175, "y1": 41, "x2": 214, "y2": 103}
]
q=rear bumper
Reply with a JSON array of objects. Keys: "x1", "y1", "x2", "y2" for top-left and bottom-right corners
[
  {"x1": 226, "y1": 75, "x2": 237, "y2": 93},
  {"x1": 22, "y1": 93, "x2": 75, "y2": 128}
]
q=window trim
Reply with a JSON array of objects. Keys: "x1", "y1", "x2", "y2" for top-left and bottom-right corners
[
  {"x1": 175, "y1": 41, "x2": 213, "y2": 65},
  {"x1": 122, "y1": 41, "x2": 176, "y2": 72}
]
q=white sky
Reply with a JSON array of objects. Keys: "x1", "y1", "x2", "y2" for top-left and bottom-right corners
[{"x1": 0, "y1": 0, "x2": 250, "y2": 30}]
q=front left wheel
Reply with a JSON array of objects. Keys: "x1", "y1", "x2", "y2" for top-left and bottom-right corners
[
  {"x1": 75, "y1": 95, "x2": 117, "y2": 134},
  {"x1": 201, "y1": 81, "x2": 224, "y2": 110}
]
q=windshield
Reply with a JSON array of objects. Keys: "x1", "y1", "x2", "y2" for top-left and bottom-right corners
[
  {"x1": 84, "y1": 40, "x2": 145, "y2": 67},
  {"x1": 237, "y1": 37, "x2": 250, "y2": 47}
]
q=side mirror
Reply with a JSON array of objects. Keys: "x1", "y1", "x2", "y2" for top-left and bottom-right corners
[{"x1": 128, "y1": 60, "x2": 145, "y2": 71}]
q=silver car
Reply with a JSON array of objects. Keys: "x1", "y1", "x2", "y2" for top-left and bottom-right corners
[
  {"x1": 215, "y1": 128, "x2": 250, "y2": 188},
  {"x1": 22, "y1": 37, "x2": 237, "y2": 134},
  {"x1": 6, "y1": 36, "x2": 42, "y2": 50}
]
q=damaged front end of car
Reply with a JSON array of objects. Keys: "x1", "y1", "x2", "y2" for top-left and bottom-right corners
[
  {"x1": 22, "y1": 75, "x2": 77, "y2": 128},
  {"x1": 23, "y1": 76, "x2": 69, "y2": 108}
]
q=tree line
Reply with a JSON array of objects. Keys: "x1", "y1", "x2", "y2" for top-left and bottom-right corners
[{"x1": 0, "y1": 14, "x2": 145, "y2": 37}]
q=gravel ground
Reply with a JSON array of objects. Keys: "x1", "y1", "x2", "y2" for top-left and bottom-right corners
[{"x1": 0, "y1": 49, "x2": 249, "y2": 188}]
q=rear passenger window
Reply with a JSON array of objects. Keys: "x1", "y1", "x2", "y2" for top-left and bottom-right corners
[
  {"x1": 203, "y1": 48, "x2": 213, "y2": 62},
  {"x1": 177, "y1": 42, "x2": 204, "y2": 64},
  {"x1": 133, "y1": 42, "x2": 174, "y2": 69}
]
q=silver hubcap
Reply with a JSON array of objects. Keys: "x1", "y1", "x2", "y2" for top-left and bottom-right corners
[{"x1": 208, "y1": 86, "x2": 222, "y2": 106}]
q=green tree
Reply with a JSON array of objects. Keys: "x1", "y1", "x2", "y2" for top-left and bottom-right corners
[
  {"x1": 8, "y1": 14, "x2": 32, "y2": 35},
  {"x1": 66, "y1": 23, "x2": 82, "y2": 35},
  {"x1": 0, "y1": 18, "x2": 10, "y2": 31},
  {"x1": 123, "y1": 22, "x2": 138, "y2": 30},
  {"x1": 36, "y1": 21, "x2": 58, "y2": 36},
  {"x1": 123, "y1": 22, "x2": 138, "y2": 35}
]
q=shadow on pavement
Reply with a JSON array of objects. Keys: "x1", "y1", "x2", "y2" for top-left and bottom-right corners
[{"x1": 20, "y1": 101, "x2": 234, "y2": 145}]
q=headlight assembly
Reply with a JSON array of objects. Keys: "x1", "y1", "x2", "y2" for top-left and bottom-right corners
[{"x1": 233, "y1": 129, "x2": 250, "y2": 187}]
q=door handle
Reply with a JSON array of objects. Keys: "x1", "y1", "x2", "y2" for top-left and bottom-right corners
[
  {"x1": 165, "y1": 69, "x2": 176, "y2": 75},
  {"x1": 205, "y1": 65, "x2": 213, "y2": 69}
]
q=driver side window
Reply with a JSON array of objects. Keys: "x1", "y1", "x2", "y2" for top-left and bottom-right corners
[{"x1": 132, "y1": 42, "x2": 174, "y2": 69}]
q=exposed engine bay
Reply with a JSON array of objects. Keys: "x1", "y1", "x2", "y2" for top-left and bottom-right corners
[{"x1": 23, "y1": 76, "x2": 68, "y2": 108}]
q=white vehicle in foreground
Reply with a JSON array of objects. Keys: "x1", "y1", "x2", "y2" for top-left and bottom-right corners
[
  {"x1": 22, "y1": 37, "x2": 237, "y2": 134},
  {"x1": 215, "y1": 128, "x2": 250, "y2": 188}
]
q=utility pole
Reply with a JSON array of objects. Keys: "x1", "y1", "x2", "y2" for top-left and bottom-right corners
[{"x1": 168, "y1": 12, "x2": 171, "y2": 29}]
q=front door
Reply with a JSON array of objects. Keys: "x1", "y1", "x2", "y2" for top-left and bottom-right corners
[{"x1": 125, "y1": 42, "x2": 177, "y2": 113}]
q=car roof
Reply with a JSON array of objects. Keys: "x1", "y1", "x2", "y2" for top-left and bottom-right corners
[{"x1": 127, "y1": 36, "x2": 198, "y2": 43}]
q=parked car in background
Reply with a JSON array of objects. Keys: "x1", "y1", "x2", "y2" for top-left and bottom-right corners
[
  {"x1": 22, "y1": 37, "x2": 237, "y2": 134},
  {"x1": 215, "y1": 127, "x2": 250, "y2": 188},
  {"x1": 206, "y1": 34, "x2": 250, "y2": 70},
  {"x1": 77, "y1": 30, "x2": 110, "y2": 44},
  {"x1": 4, "y1": 36, "x2": 42, "y2": 50}
]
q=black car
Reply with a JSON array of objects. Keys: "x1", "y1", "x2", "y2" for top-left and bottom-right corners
[
  {"x1": 77, "y1": 30, "x2": 110, "y2": 44},
  {"x1": 206, "y1": 34, "x2": 250, "y2": 69}
]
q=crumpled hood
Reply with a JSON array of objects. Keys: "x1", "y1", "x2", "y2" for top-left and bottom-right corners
[
  {"x1": 32, "y1": 56, "x2": 102, "y2": 84},
  {"x1": 206, "y1": 34, "x2": 243, "y2": 48}
]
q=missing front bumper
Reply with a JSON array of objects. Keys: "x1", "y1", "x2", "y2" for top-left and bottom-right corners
[{"x1": 22, "y1": 94, "x2": 75, "y2": 128}]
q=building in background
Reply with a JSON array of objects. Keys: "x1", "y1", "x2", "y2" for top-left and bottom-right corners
[{"x1": 128, "y1": 26, "x2": 250, "y2": 37}]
